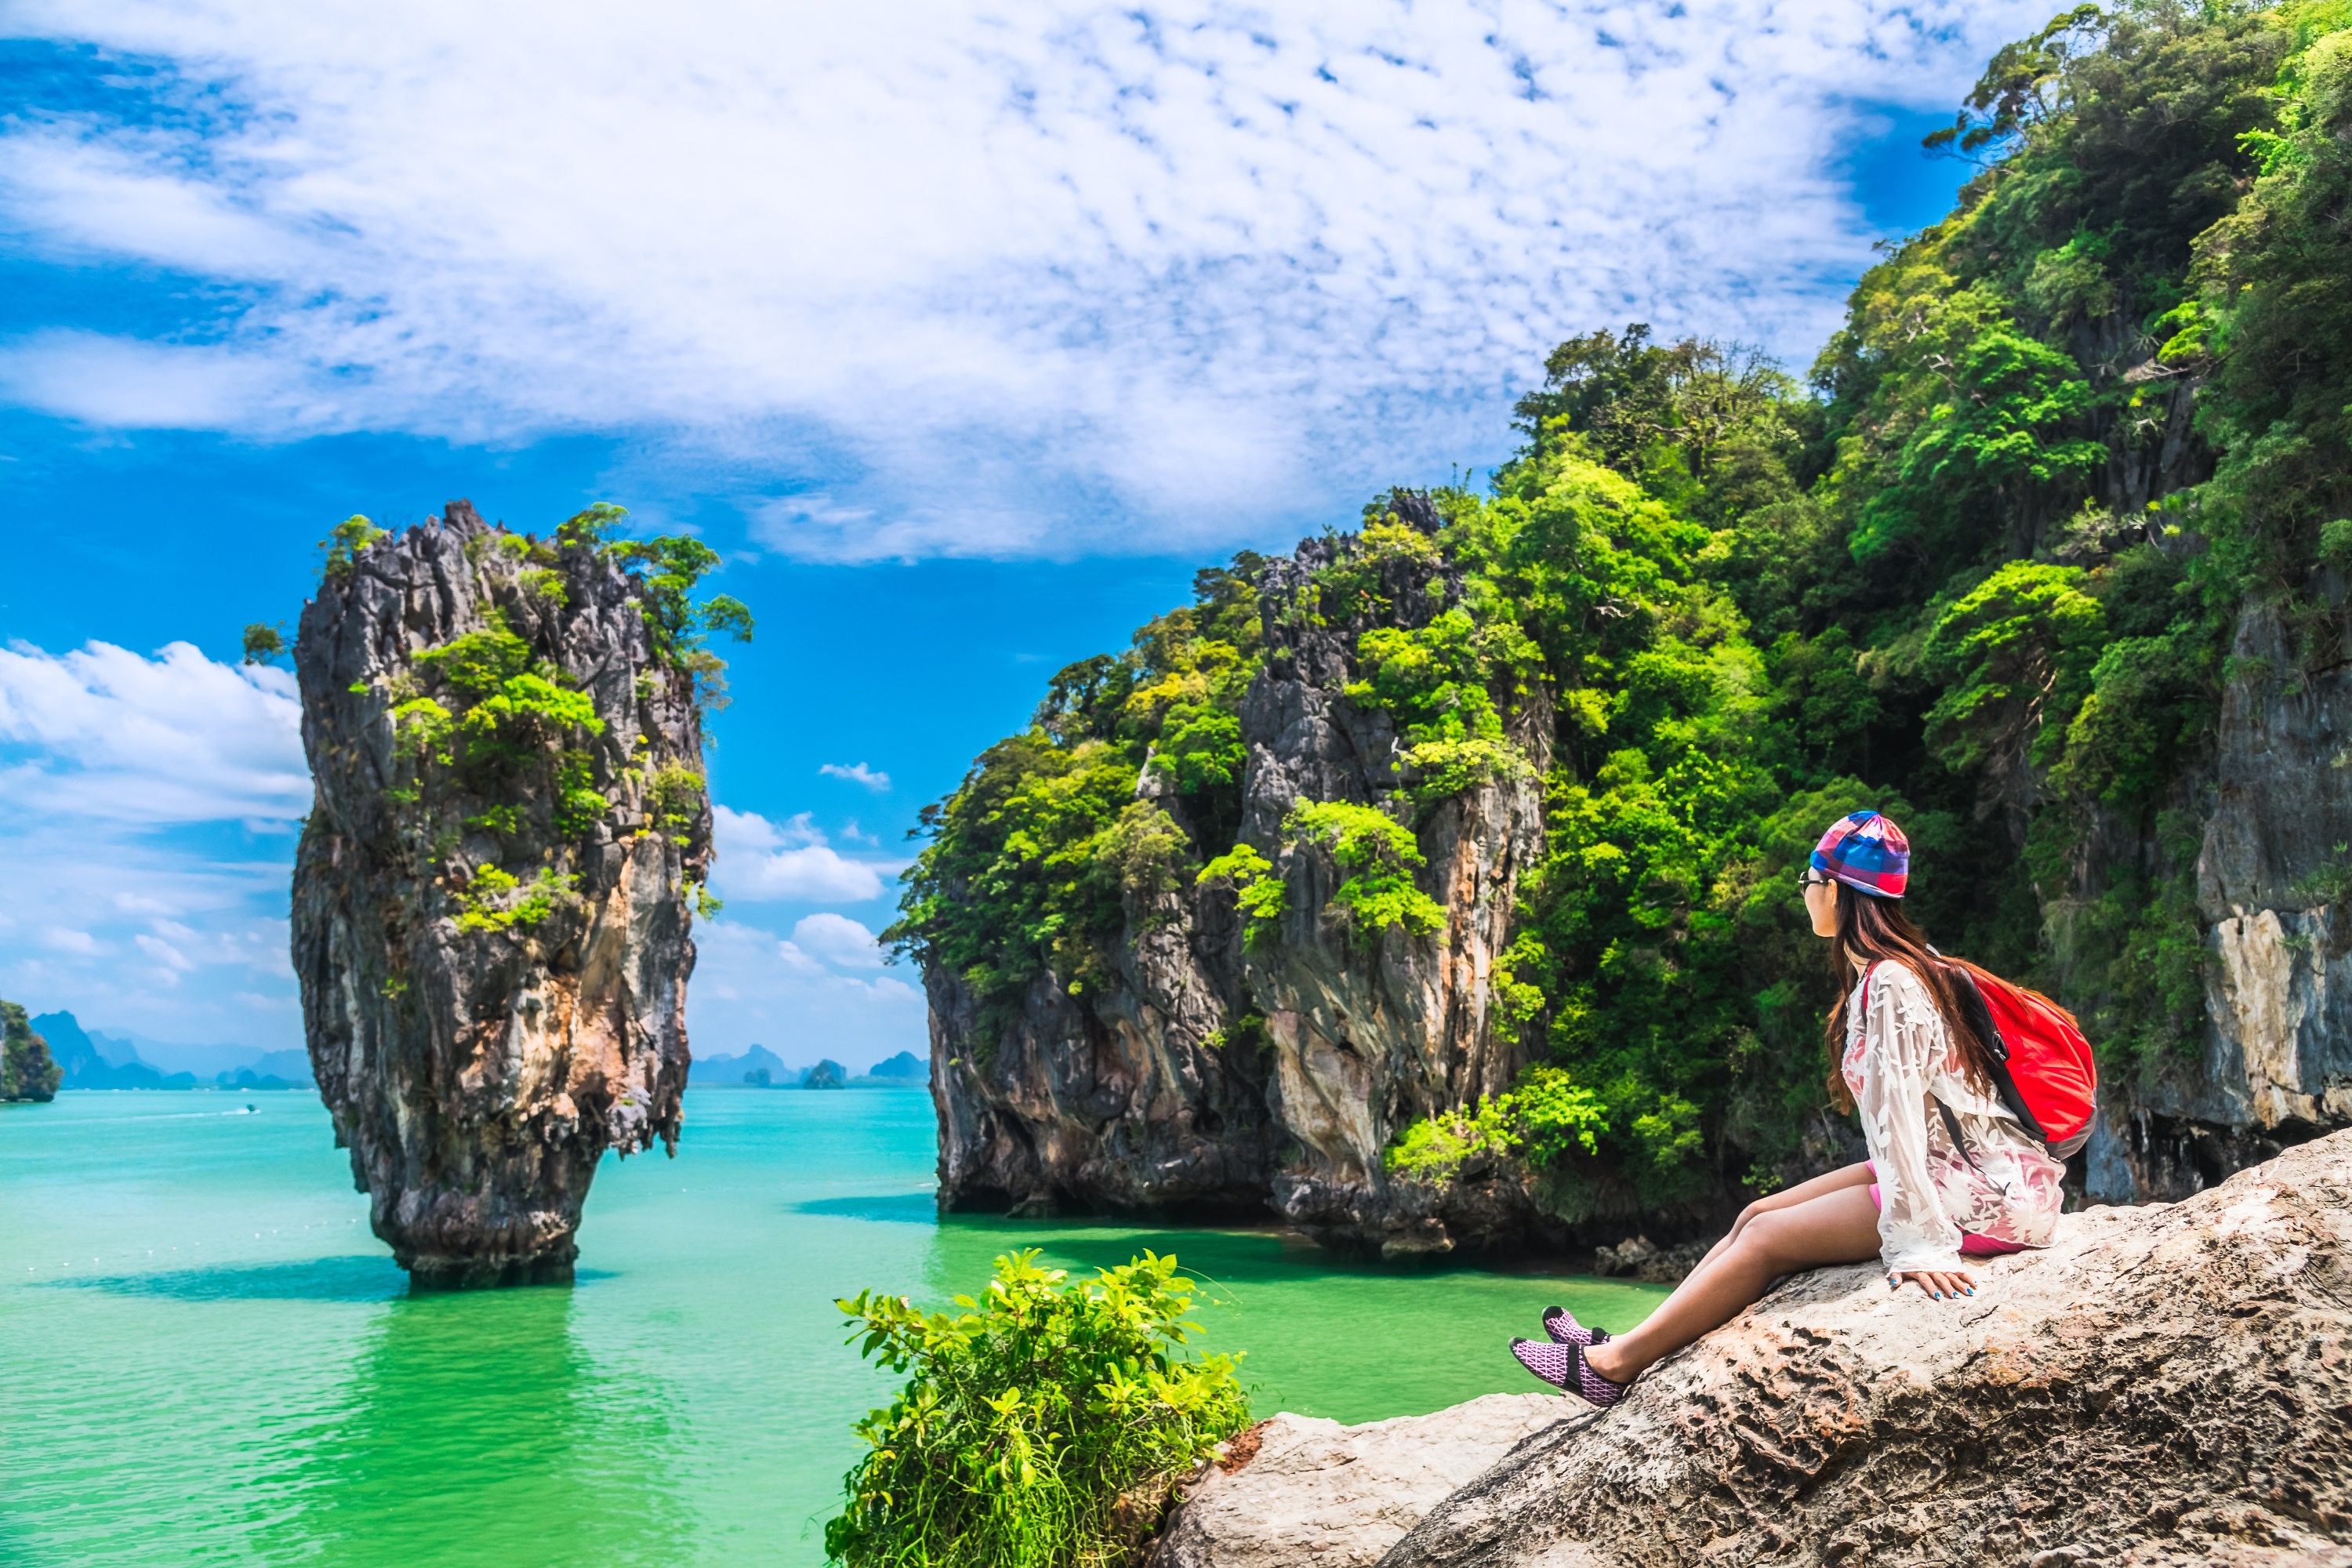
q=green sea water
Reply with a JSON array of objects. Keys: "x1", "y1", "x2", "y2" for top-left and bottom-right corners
[{"x1": 0, "y1": 1089, "x2": 1665, "y2": 1566}]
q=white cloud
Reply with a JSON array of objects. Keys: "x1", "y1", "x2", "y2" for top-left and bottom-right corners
[
  {"x1": 820, "y1": 762, "x2": 891, "y2": 793},
  {"x1": 0, "y1": 0, "x2": 2049, "y2": 560},
  {"x1": 710, "y1": 804, "x2": 898, "y2": 902},
  {"x1": 134, "y1": 933, "x2": 194, "y2": 971},
  {"x1": 688, "y1": 916, "x2": 927, "y2": 1065},
  {"x1": 0, "y1": 639, "x2": 309, "y2": 823},
  {"x1": 792, "y1": 912, "x2": 887, "y2": 969},
  {"x1": 0, "y1": 640, "x2": 310, "y2": 1047}
]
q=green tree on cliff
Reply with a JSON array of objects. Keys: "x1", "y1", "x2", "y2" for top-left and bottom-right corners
[{"x1": 2, "y1": 1001, "x2": 63, "y2": 1102}]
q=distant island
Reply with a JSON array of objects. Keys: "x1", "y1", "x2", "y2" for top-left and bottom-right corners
[
  {"x1": 0, "y1": 1004, "x2": 926, "y2": 1095},
  {"x1": 688, "y1": 1047, "x2": 926, "y2": 1089},
  {"x1": 20, "y1": 1010, "x2": 312, "y2": 1091}
]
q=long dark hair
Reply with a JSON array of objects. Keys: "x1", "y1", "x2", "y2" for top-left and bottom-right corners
[{"x1": 1822, "y1": 886, "x2": 2000, "y2": 1114}]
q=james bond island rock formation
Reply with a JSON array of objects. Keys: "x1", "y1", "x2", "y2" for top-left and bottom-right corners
[
  {"x1": 894, "y1": 5, "x2": 2352, "y2": 1253},
  {"x1": 1369, "y1": 1130, "x2": 2352, "y2": 1568},
  {"x1": 290, "y1": 501, "x2": 746, "y2": 1287}
]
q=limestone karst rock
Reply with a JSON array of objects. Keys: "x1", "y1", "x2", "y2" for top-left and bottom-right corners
[
  {"x1": 1364, "y1": 1128, "x2": 2352, "y2": 1567},
  {"x1": 2086, "y1": 598, "x2": 2352, "y2": 1203},
  {"x1": 0, "y1": 1000, "x2": 62, "y2": 1102},
  {"x1": 927, "y1": 498, "x2": 1550, "y2": 1255},
  {"x1": 291, "y1": 502, "x2": 712, "y2": 1287}
]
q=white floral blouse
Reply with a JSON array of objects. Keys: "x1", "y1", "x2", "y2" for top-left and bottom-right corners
[{"x1": 1842, "y1": 961, "x2": 2067, "y2": 1275}]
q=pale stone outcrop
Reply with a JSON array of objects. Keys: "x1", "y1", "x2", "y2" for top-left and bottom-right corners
[
  {"x1": 1373, "y1": 1128, "x2": 2352, "y2": 1567},
  {"x1": 1146, "y1": 1396, "x2": 1563, "y2": 1568}
]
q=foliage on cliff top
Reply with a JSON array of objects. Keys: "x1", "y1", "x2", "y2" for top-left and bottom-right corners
[
  {"x1": 1, "y1": 1000, "x2": 62, "y2": 1103},
  {"x1": 884, "y1": 561, "x2": 1264, "y2": 1051},
  {"x1": 328, "y1": 504, "x2": 747, "y2": 941},
  {"x1": 827, "y1": 1249, "x2": 1248, "y2": 1568},
  {"x1": 900, "y1": 0, "x2": 2352, "y2": 1216}
]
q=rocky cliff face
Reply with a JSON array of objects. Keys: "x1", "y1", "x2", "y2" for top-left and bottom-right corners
[
  {"x1": 931, "y1": 503, "x2": 1549, "y2": 1256},
  {"x1": 292, "y1": 502, "x2": 710, "y2": 1287},
  {"x1": 1156, "y1": 1128, "x2": 2352, "y2": 1567},
  {"x1": 1237, "y1": 537, "x2": 1552, "y2": 1254},
  {"x1": 2083, "y1": 596, "x2": 2352, "y2": 1204},
  {"x1": 931, "y1": 466, "x2": 2352, "y2": 1246}
]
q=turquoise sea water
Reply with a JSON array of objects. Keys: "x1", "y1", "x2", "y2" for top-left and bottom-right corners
[{"x1": 0, "y1": 1090, "x2": 1665, "y2": 1566}]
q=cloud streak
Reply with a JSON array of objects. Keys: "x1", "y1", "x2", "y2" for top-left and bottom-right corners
[
  {"x1": 0, "y1": 0, "x2": 2046, "y2": 560},
  {"x1": 820, "y1": 761, "x2": 891, "y2": 793}
]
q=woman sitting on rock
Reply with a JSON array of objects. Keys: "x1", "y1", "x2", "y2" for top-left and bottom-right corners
[{"x1": 1509, "y1": 809, "x2": 2069, "y2": 1408}]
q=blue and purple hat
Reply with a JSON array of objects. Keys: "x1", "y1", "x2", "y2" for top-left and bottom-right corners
[{"x1": 1812, "y1": 810, "x2": 1909, "y2": 898}]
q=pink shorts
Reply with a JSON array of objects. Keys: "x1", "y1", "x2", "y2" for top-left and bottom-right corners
[{"x1": 1866, "y1": 1169, "x2": 2025, "y2": 1258}]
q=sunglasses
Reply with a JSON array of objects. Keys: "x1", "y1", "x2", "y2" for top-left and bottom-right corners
[{"x1": 1796, "y1": 869, "x2": 1837, "y2": 891}]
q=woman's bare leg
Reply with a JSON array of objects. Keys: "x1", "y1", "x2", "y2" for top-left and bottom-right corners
[
  {"x1": 1690, "y1": 1160, "x2": 1875, "y2": 1271},
  {"x1": 1584, "y1": 1184, "x2": 1880, "y2": 1385}
]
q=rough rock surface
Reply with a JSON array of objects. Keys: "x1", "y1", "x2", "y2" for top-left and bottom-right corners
[
  {"x1": 2082, "y1": 600, "x2": 2352, "y2": 1204},
  {"x1": 1370, "y1": 1128, "x2": 2352, "y2": 1567},
  {"x1": 1146, "y1": 1395, "x2": 1562, "y2": 1568},
  {"x1": 1239, "y1": 533, "x2": 1552, "y2": 1255},
  {"x1": 292, "y1": 502, "x2": 710, "y2": 1287},
  {"x1": 931, "y1": 498, "x2": 1551, "y2": 1254}
]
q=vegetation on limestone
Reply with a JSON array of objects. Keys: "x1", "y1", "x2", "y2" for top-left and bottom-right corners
[
  {"x1": 1, "y1": 1000, "x2": 62, "y2": 1103},
  {"x1": 884, "y1": 561, "x2": 1263, "y2": 1053},
  {"x1": 1384, "y1": 1065, "x2": 1609, "y2": 1181},
  {"x1": 1285, "y1": 800, "x2": 1447, "y2": 939},
  {"x1": 827, "y1": 1249, "x2": 1248, "y2": 1568},
  {"x1": 240, "y1": 623, "x2": 286, "y2": 666},
  {"x1": 327, "y1": 503, "x2": 751, "y2": 941},
  {"x1": 451, "y1": 866, "x2": 579, "y2": 934},
  {"x1": 896, "y1": 2, "x2": 2352, "y2": 1213}
]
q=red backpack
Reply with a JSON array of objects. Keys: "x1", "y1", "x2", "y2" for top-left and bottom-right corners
[
  {"x1": 1860, "y1": 957, "x2": 2099, "y2": 1157},
  {"x1": 1947, "y1": 960, "x2": 2099, "y2": 1156}
]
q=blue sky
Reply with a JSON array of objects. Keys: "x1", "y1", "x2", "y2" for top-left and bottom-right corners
[{"x1": 0, "y1": 0, "x2": 2030, "y2": 1065}]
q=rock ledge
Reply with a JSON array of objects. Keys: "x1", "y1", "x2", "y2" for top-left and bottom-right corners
[{"x1": 1157, "y1": 1129, "x2": 2352, "y2": 1567}]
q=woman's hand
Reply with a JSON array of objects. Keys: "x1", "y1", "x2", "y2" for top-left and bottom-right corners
[{"x1": 1889, "y1": 1268, "x2": 1974, "y2": 1299}]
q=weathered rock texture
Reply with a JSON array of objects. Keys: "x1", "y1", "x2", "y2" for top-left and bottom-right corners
[
  {"x1": 1146, "y1": 1395, "x2": 1561, "y2": 1568},
  {"x1": 2082, "y1": 599, "x2": 2352, "y2": 1204},
  {"x1": 1360, "y1": 1128, "x2": 2352, "y2": 1567},
  {"x1": 931, "y1": 500, "x2": 1551, "y2": 1255},
  {"x1": 2031, "y1": 360, "x2": 2352, "y2": 1203},
  {"x1": 292, "y1": 502, "x2": 709, "y2": 1287}
]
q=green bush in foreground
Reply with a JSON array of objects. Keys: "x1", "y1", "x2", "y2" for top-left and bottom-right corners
[{"x1": 827, "y1": 1250, "x2": 1250, "y2": 1568}]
